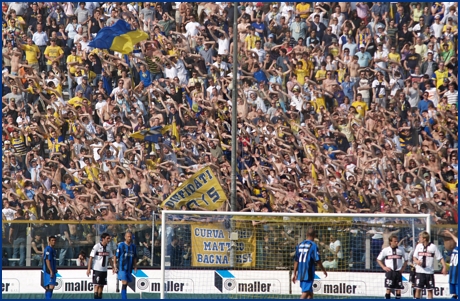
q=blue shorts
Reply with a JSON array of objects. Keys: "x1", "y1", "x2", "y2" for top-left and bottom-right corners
[
  {"x1": 300, "y1": 280, "x2": 314, "y2": 293},
  {"x1": 118, "y1": 271, "x2": 133, "y2": 283},
  {"x1": 450, "y1": 283, "x2": 458, "y2": 296},
  {"x1": 43, "y1": 273, "x2": 57, "y2": 287}
]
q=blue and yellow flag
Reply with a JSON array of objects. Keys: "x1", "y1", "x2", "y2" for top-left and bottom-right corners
[
  {"x1": 161, "y1": 166, "x2": 227, "y2": 210},
  {"x1": 88, "y1": 20, "x2": 148, "y2": 54},
  {"x1": 161, "y1": 122, "x2": 180, "y2": 141}
]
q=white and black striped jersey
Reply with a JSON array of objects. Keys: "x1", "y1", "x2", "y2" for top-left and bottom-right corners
[
  {"x1": 90, "y1": 242, "x2": 114, "y2": 272},
  {"x1": 377, "y1": 246, "x2": 406, "y2": 271},
  {"x1": 413, "y1": 242, "x2": 443, "y2": 274}
]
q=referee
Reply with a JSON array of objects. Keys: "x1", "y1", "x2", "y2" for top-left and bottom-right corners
[
  {"x1": 87, "y1": 233, "x2": 117, "y2": 299},
  {"x1": 377, "y1": 235, "x2": 407, "y2": 299}
]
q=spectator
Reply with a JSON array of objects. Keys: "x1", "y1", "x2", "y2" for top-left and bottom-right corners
[
  {"x1": 167, "y1": 236, "x2": 183, "y2": 267},
  {"x1": 329, "y1": 234, "x2": 344, "y2": 268},
  {"x1": 152, "y1": 240, "x2": 162, "y2": 267},
  {"x1": 9, "y1": 209, "x2": 27, "y2": 266},
  {"x1": 76, "y1": 250, "x2": 89, "y2": 267},
  {"x1": 31, "y1": 232, "x2": 45, "y2": 266}
]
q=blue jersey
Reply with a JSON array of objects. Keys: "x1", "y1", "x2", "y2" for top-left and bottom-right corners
[
  {"x1": 116, "y1": 242, "x2": 137, "y2": 273},
  {"x1": 449, "y1": 246, "x2": 458, "y2": 285},
  {"x1": 42, "y1": 246, "x2": 57, "y2": 274},
  {"x1": 294, "y1": 240, "x2": 321, "y2": 282}
]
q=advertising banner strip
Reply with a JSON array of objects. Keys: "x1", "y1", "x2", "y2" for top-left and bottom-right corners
[{"x1": 2, "y1": 270, "x2": 453, "y2": 298}]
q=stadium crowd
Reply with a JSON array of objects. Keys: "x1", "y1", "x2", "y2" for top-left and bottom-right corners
[{"x1": 1, "y1": 2, "x2": 458, "y2": 267}]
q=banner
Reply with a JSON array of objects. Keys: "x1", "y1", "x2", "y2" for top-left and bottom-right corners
[
  {"x1": 1, "y1": 269, "x2": 453, "y2": 297},
  {"x1": 191, "y1": 222, "x2": 256, "y2": 268},
  {"x1": 161, "y1": 166, "x2": 227, "y2": 210}
]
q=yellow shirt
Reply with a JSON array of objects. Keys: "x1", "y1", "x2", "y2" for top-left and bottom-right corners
[
  {"x1": 296, "y1": 3, "x2": 311, "y2": 19},
  {"x1": 244, "y1": 34, "x2": 260, "y2": 50},
  {"x1": 25, "y1": 82, "x2": 41, "y2": 94},
  {"x1": 56, "y1": 84, "x2": 63, "y2": 95},
  {"x1": 300, "y1": 58, "x2": 314, "y2": 77},
  {"x1": 294, "y1": 68, "x2": 307, "y2": 85},
  {"x1": 388, "y1": 52, "x2": 400, "y2": 63},
  {"x1": 68, "y1": 96, "x2": 84, "y2": 107},
  {"x1": 66, "y1": 55, "x2": 83, "y2": 75},
  {"x1": 443, "y1": 24, "x2": 457, "y2": 33},
  {"x1": 440, "y1": 40, "x2": 455, "y2": 51},
  {"x1": 445, "y1": 180, "x2": 458, "y2": 192},
  {"x1": 145, "y1": 158, "x2": 160, "y2": 171},
  {"x1": 10, "y1": 136, "x2": 27, "y2": 155},
  {"x1": 352, "y1": 100, "x2": 369, "y2": 117},
  {"x1": 47, "y1": 136, "x2": 62, "y2": 152},
  {"x1": 337, "y1": 68, "x2": 346, "y2": 83},
  {"x1": 316, "y1": 199, "x2": 333, "y2": 213},
  {"x1": 313, "y1": 96, "x2": 326, "y2": 112},
  {"x1": 166, "y1": 48, "x2": 179, "y2": 56},
  {"x1": 66, "y1": 118, "x2": 78, "y2": 136},
  {"x1": 329, "y1": 46, "x2": 339, "y2": 58},
  {"x1": 8, "y1": 17, "x2": 25, "y2": 30},
  {"x1": 412, "y1": 8, "x2": 423, "y2": 21},
  {"x1": 84, "y1": 165, "x2": 99, "y2": 181},
  {"x1": 47, "y1": 84, "x2": 63, "y2": 96},
  {"x1": 434, "y1": 69, "x2": 449, "y2": 88},
  {"x1": 315, "y1": 69, "x2": 326, "y2": 82},
  {"x1": 45, "y1": 110, "x2": 62, "y2": 126},
  {"x1": 21, "y1": 44, "x2": 40, "y2": 64},
  {"x1": 44, "y1": 45, "x2": 64, "y2": 65},
  {"x1": 81, "y1": 70, "x2": 97, "y2": 82},
  {"x1": 14, "y1": 181, "x2": 27, "y2": 200},
  {"x1": 437, "y1": 102, "x2": 451, "y2": 111}
]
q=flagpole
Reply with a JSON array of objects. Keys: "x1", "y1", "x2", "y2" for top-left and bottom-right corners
[
  {"x1": 229, "y1": 1, "x2": 239, "y2": 270},
  {"x1": 230, "y1": 2, "x2": 238, "y2": 213}
]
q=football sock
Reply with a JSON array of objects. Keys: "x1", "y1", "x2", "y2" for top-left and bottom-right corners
[
  {"x1": 121, "y1": 284, "x2": 127, "y2": 299},
  {"x1": 45, "y1": 289, "x2": 53, "y2": 299}
]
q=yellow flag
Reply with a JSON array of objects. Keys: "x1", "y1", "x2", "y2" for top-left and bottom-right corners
[
  {"x1": 160, "y1": 122, "x2": 180, "y2": 141},
  {"x1": 311, "y1": 164, "x2": 318, "y2": 184},
  {"x1": 161, "y1": 166, "x2": 227, "y2": 210},
  {"x1": 161, "y1": 124, "x2": 171, "y2": 134},
  {"x1": 171, "y1": 121, "x2": 180, "y2": 141},
  {"x1": 111, "y1": 30, "x2": 149, "y2": 54}
]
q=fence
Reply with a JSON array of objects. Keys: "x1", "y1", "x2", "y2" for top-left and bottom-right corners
[{"x1": 2, "y1": 218, "x2": 457, "y2": 271}]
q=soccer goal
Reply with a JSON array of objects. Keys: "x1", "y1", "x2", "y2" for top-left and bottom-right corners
[{"x1": 158, "y1": 211, "x2": 431, "y2": 299}]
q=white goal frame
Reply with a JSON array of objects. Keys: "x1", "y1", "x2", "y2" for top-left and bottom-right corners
[{"x1": 160, "y1": 211, "x2": 431, "y2": 299}]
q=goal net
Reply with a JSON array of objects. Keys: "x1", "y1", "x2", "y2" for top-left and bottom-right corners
[{"x1": 156, "y1": 211, "x2": 431, "y2": 299}]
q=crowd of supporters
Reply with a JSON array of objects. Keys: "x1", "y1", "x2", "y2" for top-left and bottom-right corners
[{"x1": 1, "y1": 2, "x2": 458, "y2": 267}]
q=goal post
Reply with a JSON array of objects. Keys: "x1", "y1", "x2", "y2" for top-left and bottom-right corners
[{"x1": 160, "y1": 211, "x2": 431, "y2": 299}]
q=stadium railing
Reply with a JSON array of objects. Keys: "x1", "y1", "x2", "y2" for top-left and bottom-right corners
[{"x1": 1, "y1": 218, "x2": 456, "y2": 270}]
